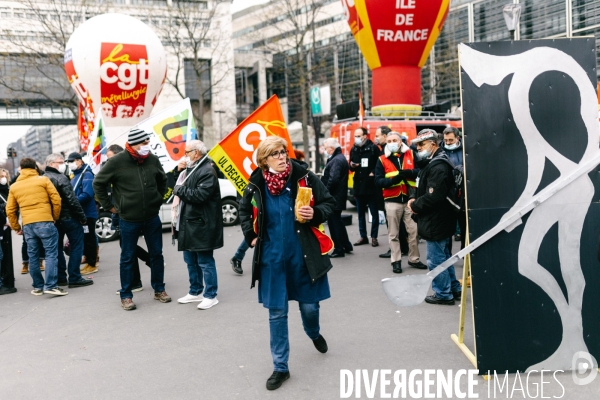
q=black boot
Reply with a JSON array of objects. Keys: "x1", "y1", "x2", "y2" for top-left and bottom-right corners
[
  {"x1": 266, "y1": 371, "x2": 290, "y2": 390},
  {"x1": 392, "y1": 261, "x2": 402, "y2": 274},
  {"x1": 379, "y1": 249, "x2": 391, "y2": 258}
]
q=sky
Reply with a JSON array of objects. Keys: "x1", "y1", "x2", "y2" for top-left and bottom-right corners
[{"x1": 0, "y1": 0, "x2": 269, "y2": 161}]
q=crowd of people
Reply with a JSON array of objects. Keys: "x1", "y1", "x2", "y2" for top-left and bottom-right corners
[{"x1": 0, "y1": 125, "x2": 466, "y2": 391}]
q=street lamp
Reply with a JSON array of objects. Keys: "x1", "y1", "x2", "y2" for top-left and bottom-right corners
[{"x1": 502, "y1": 4, "x2": 522, "y2": 41}]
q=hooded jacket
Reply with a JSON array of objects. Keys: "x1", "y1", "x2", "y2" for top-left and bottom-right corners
[
  {"x1": 93, "y1": 150, "x2": 167, "y2": 222},
  {"x1": 410, "y1": 148, "x2": 456, "y2": 241},
  {"x1": 71, "y1": 164, "x2": 98, "y2": 219},
  {"x1": 6, "y1": 168, "x2": 61, "y2": 230},
  {"x1": 45, "y1": 166, "x2": 87, "y2": 224},
  {"x1": 321, "y1": 147, "x2": 348, "y2": 210}
]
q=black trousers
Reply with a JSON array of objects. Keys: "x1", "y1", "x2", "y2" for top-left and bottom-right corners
[
  {"x1": 83, "y1": 218, "x2": 97, "y2": 266},
  {"x1": 1, "y1": 228, "x2": 14, "y2": 289},
  {"x1": 328, "y1": 210, "x2": 352, "y2": 252}
]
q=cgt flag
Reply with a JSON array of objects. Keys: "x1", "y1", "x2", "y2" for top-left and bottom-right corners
[
  {"x1": 137, "y1": 98, "x2": 198, "y2": 173},
  {"x1": 208, "y1": 95, "x2": 295, "y2": 196}
]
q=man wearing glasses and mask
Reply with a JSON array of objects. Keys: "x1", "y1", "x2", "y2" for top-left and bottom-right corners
[{"x1": 93, "y1": 128, "x2": 168, "y2": 311}]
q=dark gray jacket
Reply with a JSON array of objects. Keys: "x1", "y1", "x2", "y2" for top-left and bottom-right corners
[
  {"x1": 173, "y1": 157, "x2": 224, "y2": 252},
  {"x1": 321, "y1": 147, "x2": 348, "y2": 210},
  {"x1": 44, "y1": 166, "x2": 87, "y2": 224}
]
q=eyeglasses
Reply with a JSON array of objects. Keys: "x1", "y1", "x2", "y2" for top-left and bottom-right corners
[
  {"x1": 184, "y1": 149, "x2": 197, "y2": 155},
  {"x1": 269, "y1": 150, "x2": 288, "y2": 159}
]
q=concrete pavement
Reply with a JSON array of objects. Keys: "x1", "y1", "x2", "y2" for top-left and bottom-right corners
[{"x1": 1, "y1": 209, "x2": 598, "y2": 399}]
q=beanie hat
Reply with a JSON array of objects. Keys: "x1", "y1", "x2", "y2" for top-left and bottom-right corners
[{"x1": 128, "y1": 127, "x2": 150, "y2": 145}]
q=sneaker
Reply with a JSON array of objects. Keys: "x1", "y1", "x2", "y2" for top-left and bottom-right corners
[
  {"x1": 43, "y1": 287, "x2": 68, "y2": 296},
  {"x1": 80, "y1": 264, "x2": 98, "y2": 275},
  {"x1": 178, "y1": 293, "x2": 205, "y2": 304},
  {"x1": 21, "y1": 262, "x2": 29, "y2": 274},
  {"x1": 230, "y1": 258, "x2": 243, "y2": 275},
  {"x1": 408, "y1": 261, "x2": 428, "y2": 270},
  {"x1": 425, "y1": 294, "x2": 455, "y2": 305},
  {"x1": 0, "y1": 286, "x2": 17, "y2": 295},
  {"x1": 121, "y1": 298, "x2": 136, "y2": 311},
  {"x1": 31, "y1": 289, "x2": 43, "y2": 296},
  {"x1": 40, "y1": 260, "x2": 45, "y2": 272},
  {"x1": 312, "y1": 335, "x2": 328, "y2": 353},
  {"x1": 115, "y1": 284, "x2": 143, "y2": 295},
  {"x1": 266, "y1": 371, "x2": 290, "y2": 391},
  {"x1": 154, "y1": 291, "x2": 172, "y2": 303},
  {"x1": 198, "y1": 297, "x2": 219, "y2": 310},
  {"x1": 68, "y1": 279, "x2": 94, "y2": 288},
  {"x1": 57, "y1": 280, "x2": 68, "y2": 286}
]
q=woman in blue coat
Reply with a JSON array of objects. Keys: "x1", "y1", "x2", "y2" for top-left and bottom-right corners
[{"x1": 239, "y1": 136, "x2": 336, "y2": 391}]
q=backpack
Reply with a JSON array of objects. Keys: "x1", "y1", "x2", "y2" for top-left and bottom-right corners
[{"x1": 433, "y1": 158, "x2": 464, "y2": 214}]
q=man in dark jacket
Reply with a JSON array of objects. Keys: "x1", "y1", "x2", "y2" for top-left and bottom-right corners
[
  {"x1": 408, "y1": 129, "x2": 461, "y2": 305},
  {"x1": 173, "y1": 140, "x2": 223, "y2": 310},
  {"x1": 321, "y1": 138, "x2": 352, "y2": 258},
  {"x1": 93, "y1": 127, "x2": 169, "y2": 311},
  {"x1": 67, "y1": 152, "x2": 98, "y2": 275},
  {"x1": 45, "y1": 154, "x2": 93, "y2": 289},
  {"x1": 442, "y1": 126, "x2": 466, "y2": 248},
  {"x1": 349, "y1": 127, "x2": 380, "y2": 247},
  {"x1": 375, "y1": 131, "x2": 426, "y2": 274}
]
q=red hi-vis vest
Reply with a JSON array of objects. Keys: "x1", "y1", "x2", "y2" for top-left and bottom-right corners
[{"x1": 379, "y1": 152, "x2": 416, "y2": 200}]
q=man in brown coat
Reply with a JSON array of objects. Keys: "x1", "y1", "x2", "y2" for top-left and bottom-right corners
[{"x1": 6, "y1": 158, "x2": 66, "y2": 296}]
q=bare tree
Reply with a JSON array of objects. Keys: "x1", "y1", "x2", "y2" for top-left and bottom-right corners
[
  {"x1": 158, "y1": 0, "x2": 234, "y2": 141},
  {"x1": 0, "y1": 0, "x2": 107, "y2": 113}
]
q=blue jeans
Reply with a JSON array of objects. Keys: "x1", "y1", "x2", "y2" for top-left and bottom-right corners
[
  {"x1": 119, "y1": 216, "x2": 165, "y2": 299},
  {"x1": 183, "y1": 250, "x2": 218, "y2": 298},
  {"x1": 233, "y1": 240, "x2": 249, "y2": 261},
  {"x1": 355, "y1": 195, "x2": 379, "y2": 239},
  {"x1": 426, "y1": 237, "x2": 461, "y2": 300},
  {"x1": 57, "y1": 219, "x2": 85, "y2": 283},
  {"x1": 269, "y1": 301, "x2": 321, "y2": 372},
  {"x1": 23, "y1": 222, "x2": 59, "y2": 290}
]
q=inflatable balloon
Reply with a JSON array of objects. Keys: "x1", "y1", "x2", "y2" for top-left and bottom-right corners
[
  {"x1": 65, "y1": 13, "x2": 167, "y2": 144},
  {"x1": 341, "y1": 0, "x2": 450, "y2": 116}
]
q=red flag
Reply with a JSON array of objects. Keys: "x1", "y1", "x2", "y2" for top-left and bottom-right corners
[{"x1": 358, "y1": 89, "x2": 365, "y2": 126}]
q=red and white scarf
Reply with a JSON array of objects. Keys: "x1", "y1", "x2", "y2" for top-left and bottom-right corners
[{"x1": 263, "y1": 162, "x2": 291, "y2": 195}]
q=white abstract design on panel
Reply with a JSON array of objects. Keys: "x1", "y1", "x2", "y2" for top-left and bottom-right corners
[{"x1": 460, "y1": 45, "x2": 600, "y2": 371}]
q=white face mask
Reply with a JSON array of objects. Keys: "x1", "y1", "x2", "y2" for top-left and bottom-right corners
[
  {"x1": 68, "y1": 162, "x2": 78, "y2": 171},
  {"x1": 57, "y1": 164, "x2": 67, "y2": 174},
  {"x1": 0, "y1": 177, "x2": 7, "y2": 185},
  {"x1": 183, "y1": 155, "x2": 196, "y2": 167},
  {"x1": 137, "y1": 145, "x2": 151, "y2": 156},
  {"x1": 354, "y1": 137, "x2": 362, "y2": 146},
  {"x1": 445, "y1": 143, "x2": 459, "y2": 150},
  {"x1": 387, "y1": 143, "x2": 399, "y2": 153}
]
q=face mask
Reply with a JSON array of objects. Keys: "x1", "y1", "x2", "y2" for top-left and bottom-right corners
[
  {"x1": 387, "y1": 143, "x2": 399, "y2": 153},
  {"x1": 0, "y1": 177, "x2": 6, "y2": 185},
  {"x1": 137, "y1": 145, "x2": 151, "y2": 156},
  {"x1": 184, "y1": 155, "x2": 196, "y2": 167},
  {"x1": 58, "y1": 164, "x2": 67, "y2": 174},
  {"x1": 445, "y1": 143, "x2": 459, "y2": 150},
  {"x1": 374, "y1": 137, "x2": 380, "y2": 145},
  {"x1": 68, "y1": 162, "x2": 78, "y2": 171},
  {"x1": 325, "y1": 152, "x2": 332, "y2": 159},
  {"x1": 354, "y1": 138, "x2": 362, "y2": 146},
  {"x1": 418, "y1": 149, "x2": 432, "y2": 159}
]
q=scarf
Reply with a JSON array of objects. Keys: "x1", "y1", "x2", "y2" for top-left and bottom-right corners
[
  {"x1": 125, "y1": 142, "x2": 150, "y2": 164},
  {"x1": 263, "y1": 162, "x2": 291, "y2": 195}
]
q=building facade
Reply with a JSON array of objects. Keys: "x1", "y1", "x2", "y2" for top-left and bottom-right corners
[
  {"x1": 51, "y1": 125, "x2": 80, "y2": 157},
  {"x1": 24, "y1": 126, "x2": 52, "y2": 162}
]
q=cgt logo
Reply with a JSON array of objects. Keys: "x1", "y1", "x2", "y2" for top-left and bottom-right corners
[{"x1": 100, "y1": 43, "x2": 150, "y2": 90}]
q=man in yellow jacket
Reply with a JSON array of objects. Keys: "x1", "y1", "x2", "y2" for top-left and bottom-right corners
[{"x1": 6, "y1": 158, "x2": 66, "y2": 296}]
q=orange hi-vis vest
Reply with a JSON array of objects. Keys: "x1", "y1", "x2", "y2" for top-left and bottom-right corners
[{"x1": 379, "y1": 152, "x2": 416, "y2": 200}]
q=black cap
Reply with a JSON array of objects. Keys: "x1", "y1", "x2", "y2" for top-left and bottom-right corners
[{"x1": 66, "y1": 152, "x2": 83, "y2": 162}]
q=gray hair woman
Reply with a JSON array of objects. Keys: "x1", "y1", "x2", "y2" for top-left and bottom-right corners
[{"x1": 239, "y1": 136, "x2": 336, "y2": 390}]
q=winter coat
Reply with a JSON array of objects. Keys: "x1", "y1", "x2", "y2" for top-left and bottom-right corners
[
  {"x1": 410, "y1": 148, "x2": 456, "y2": 241},
  {"x1": 5, "y1": 168, "x2": 61, "y2": 230},
  {"x1": 239, "y1": 159, "x2": 336, "y2": 289},
  {"x1": 173, "y1": 157, "x2": 224, "y2": 252},
  {"x1": 321, "y1": 147, "x2": 348, "y2": 210},
  {"x1": 443, "y1": 141, "x2": 464, "y2": 172},
  {"x1": 349, "y1": 139, "x2": 379, "y2": 197},
  {"x1": 93, "y1": 150, "x2": 168, "y2": 222},
  {"x1": 71, "y1": 165, "x2": 98, "y2": 219},
  {"x1": 45, "y1": 166, "x2": 87, "y2": 224}
]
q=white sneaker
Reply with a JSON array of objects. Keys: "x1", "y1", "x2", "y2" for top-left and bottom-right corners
[
  {"x1": 178, "y1": 293, "x2": 205, "y2": 304},
  {"x1": 197, "y1": 297, "x2": 219, "y2": 310},
  {"x1": 43, "y1": 287, "x2": 68, "y2": 296}
]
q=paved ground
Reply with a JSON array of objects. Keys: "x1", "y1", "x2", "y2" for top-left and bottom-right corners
[{"x1": 1, "y1": 208, "x2": 598, "y2": 399}]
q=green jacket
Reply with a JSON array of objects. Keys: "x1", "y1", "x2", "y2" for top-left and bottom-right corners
[{"x1": 93, "y1": 151, "x2": 167, "y2": 222}]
